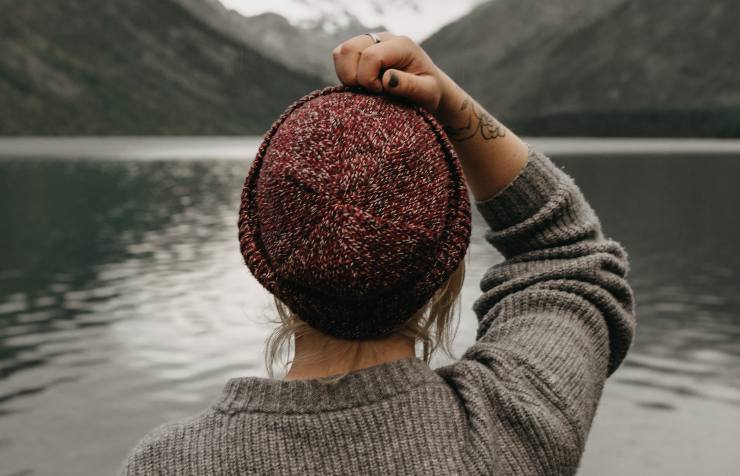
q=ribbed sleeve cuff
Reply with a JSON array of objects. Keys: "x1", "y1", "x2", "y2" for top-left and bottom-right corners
[{"x1": 474, "y1": 144, "x2": 565, "y2": 231}]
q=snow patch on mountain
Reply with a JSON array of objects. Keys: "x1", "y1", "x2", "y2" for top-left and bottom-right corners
[{"x1": 218, "y1": 0, "x2": 488, "y2": 41}]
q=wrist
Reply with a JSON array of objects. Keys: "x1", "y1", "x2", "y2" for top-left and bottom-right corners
[{"x1": 432, "y1": 71, "x2": 468, "y2": 127}]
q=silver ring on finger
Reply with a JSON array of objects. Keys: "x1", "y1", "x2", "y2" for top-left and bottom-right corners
[{"x1": 364, "y1": 32, "x2": 381, "y2": 44}]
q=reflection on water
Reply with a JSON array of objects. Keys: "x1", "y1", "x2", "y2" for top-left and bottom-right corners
[{"x1": 0, "y1": 149, "x2": 739, "y2": 475}]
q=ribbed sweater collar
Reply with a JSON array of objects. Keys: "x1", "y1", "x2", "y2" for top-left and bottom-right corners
[{"x1": 214, "y1": 356, "x2": 443, "y2": 415}]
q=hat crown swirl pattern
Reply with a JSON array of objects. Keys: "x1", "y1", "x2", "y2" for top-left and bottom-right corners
[{"x1": 238, "y1": 84, "x2": 471, "y2": 340}]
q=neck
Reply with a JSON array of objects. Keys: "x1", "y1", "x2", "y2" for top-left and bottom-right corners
[{"x1": 283, "y1": 325, "x2": 417, "y2": 381}]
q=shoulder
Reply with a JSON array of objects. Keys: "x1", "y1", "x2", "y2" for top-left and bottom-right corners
[{"x1": 117, "y1": 409, "x2": 216, "y2": 476}]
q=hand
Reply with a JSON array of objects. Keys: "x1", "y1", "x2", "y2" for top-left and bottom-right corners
[
  {"x1": 333, "y1": 31, "x2": 529, "y2": 202},
  {"x1": 331, "y1": 32, "x2": 463, "y2": 120}
]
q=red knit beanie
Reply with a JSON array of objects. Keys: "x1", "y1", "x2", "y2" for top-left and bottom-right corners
[{"x1": 238, "y1": 84, "x2": 471, "y2": 340}]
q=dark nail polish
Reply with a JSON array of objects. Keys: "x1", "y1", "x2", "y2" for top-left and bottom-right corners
[{"x1": 388, "y1": 72, "x2": 398, "y2": 88}]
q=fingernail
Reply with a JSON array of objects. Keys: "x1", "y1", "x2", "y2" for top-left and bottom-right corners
[{"x1": 388, "y1": 72, "x2": 399, "y2": 88}]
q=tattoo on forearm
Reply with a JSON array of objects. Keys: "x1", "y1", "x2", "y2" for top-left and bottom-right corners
[{"x1": 442, "y1": 97, "x2": 506, "y2": 141}]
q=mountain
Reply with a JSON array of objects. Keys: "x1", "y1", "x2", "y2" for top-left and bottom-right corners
[
  {"x1": 0, "y1": 0, "x2": 326, "y2": 135},
  {"x1": 173, "y1": 0, "x2": 377, "y2": 84},
  {"x1": 218, "y1": 0, "x2": 486, "y2": 43},
  {"x1": 423, "y1": 0, "x2": 740, "y2": 137}
]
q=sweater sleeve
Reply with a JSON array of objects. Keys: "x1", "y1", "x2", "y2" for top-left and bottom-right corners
[{"x1": 435, "y1": 144, "x2": 636, "y2": 476}]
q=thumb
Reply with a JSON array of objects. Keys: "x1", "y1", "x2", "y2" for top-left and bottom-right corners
[{"x1": 381, "y1": 69, "x2": 440, "y2": 112}]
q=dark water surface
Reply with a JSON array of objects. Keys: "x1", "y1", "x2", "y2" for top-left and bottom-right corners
[{"x1": 1, "y1": 142, "x2": 739, "y2": 475}]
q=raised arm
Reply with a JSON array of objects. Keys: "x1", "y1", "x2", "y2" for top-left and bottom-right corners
[
  {"x1": 333, "y1": 32, "x2": 636, "y2": 475},
  {"x1": 332, "y1": 32, "x2": 530, "y2": 201}
]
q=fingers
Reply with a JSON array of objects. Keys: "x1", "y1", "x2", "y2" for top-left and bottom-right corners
[
  {"x1": 331, "y1": 33, "x2": 440, "y2": 110},
  {"x1": 356, "y1": 39, "x2": 414, "y2": 93},
  {"x1": 333, "y1": 33, "x2": 413, "y2": 92},
  {"x1": 331, "y1": 33, "x2": 386, "y2": 87},
  {"x1": 332, "y1": 37, "x2": 365, "y2": 87},
  {"x1": 381, "y1": 69, "x2": 440, "y2": 112}
]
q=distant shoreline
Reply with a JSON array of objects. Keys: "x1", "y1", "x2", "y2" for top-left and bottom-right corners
[{"x1": 1, "y1": 137, "x2": 740, "y2": 160}]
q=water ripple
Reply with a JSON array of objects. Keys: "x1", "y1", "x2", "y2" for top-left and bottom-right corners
[{"x1": 0, "y1": 153, "x2": 738, "y2": 476}]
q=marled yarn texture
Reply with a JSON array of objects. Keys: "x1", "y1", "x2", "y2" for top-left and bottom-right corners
[
  {"x1": 238, "y1": 84, "x2": 471, "y2": 340},
  {"x1": 119, "y1": 145, "x2": 636, "y2": 476}
]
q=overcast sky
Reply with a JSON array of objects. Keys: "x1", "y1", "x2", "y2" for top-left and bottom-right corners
[{"x1": 218, "y1": 0, "x2": 485, "y2": 41}]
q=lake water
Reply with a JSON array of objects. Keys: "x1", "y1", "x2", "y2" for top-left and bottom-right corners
[{"x1": 1, "y1": 138, "x2": 739, "y2": 476}]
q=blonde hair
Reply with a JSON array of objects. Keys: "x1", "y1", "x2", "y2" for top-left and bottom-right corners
[{"x1": 263, "y1": 255, "x2": 467, "y2": 382}]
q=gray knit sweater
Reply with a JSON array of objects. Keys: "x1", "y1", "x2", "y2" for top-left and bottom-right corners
[{"x1": 118, "y1": 145, "x2": 636, "y2": 475}]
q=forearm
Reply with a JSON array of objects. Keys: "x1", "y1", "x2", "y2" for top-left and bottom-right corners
[{"x1": 432, "y1": 71, "x2": 530, "y2": 202}]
